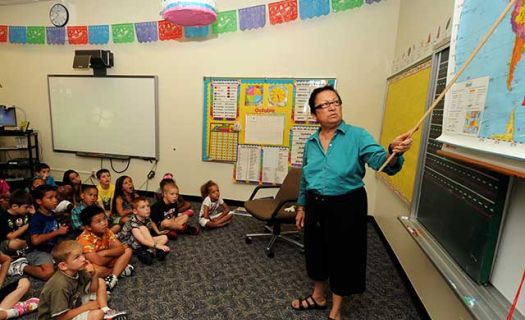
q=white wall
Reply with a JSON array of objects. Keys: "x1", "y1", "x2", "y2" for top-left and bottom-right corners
[
  {"x1": 491, "y1": 179, "x2": 525, "y2": 314},
  {"x1": 374, "y1": 0, "x2": 474, "y2": 319},
  {"x1": 0, "y1": 0, "x2": 400, "y2": 208}
]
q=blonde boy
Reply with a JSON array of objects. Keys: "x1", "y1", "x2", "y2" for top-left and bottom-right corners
[
  {"x1": 38, "y1": 240, "x2": 126, "y2": 320},
  {"x1": 117, "y1": 197, "x2": 169, "y2": 265}
]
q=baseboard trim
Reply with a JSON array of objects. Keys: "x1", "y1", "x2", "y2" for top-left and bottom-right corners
[{"x1": 367, "y1": 215, "x2": 431, "y2": 320}]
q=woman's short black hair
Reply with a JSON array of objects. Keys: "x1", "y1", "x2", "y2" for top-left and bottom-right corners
[{"x1": 308, "y1": 85, "x2": 342, "y2": 114}]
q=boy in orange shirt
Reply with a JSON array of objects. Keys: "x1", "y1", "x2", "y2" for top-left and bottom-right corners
[{"x1": 77, "y1": 205, "x2": 133, "y2": 291}]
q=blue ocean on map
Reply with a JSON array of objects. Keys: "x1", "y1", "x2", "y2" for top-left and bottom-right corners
[{"x1": 454, "y1": 0, "x2": 525, "y2": 143}]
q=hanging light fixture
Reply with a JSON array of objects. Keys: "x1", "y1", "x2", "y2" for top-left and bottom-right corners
[{"x1": 161, "y1": 0, "x2": 217, "y2": 26}]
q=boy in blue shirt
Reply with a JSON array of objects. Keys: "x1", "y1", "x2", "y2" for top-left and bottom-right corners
[
  {"x1": 35, "y1": 163, "x2": 57, "y2": 187},
  {"x1": 70, "y1": 185, "x2": 99, "y2": 233},
  {"x1": 27, "y1": 184, "x2": 69, "y2": 280}
]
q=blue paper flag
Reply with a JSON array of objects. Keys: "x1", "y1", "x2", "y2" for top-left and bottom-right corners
[
  {"x1": 88, "y1": 25, "x2": 109, "y2": 44},
  {"x1": 47, "y1": 27, "x2": 65, "y2": 45},
  {"x1": 184, "y1": 25, "x2": 209, "y2": 38},
  {"x1": 299, "y1": 0, "x2": 330, "y2": 20},
  {"x1": 9, "y1": 26, "x2": 26, "y2": 44},
  {"x1": 239, "y1": 5, "x2": 266, "y2": 31},
  {"x1": 135, "y1": 22, "x2": 158, "y2": 43}
]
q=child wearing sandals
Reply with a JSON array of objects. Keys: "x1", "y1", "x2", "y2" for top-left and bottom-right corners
[
  {"x1": 0, "y1": 252, "x2": 39, "y2": 319},
  {"x1": 150, "y1": 178, "x2": 200, "y2": 239},
  {"x1": 117, "y1": 197, "x2": 169, "y2": 265},
  {"x1": 198, "y1": 181, "x2": 233, "y2": 229}
]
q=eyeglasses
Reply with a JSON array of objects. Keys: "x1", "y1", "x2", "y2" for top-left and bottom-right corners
[{"x1": 314, "y1": 99, "x2": 341, "y2": 110}]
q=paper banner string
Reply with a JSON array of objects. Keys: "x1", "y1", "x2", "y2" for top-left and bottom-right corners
[
  {"x1": 212, "y1": 10, "x2": 238, "y2": 34},
  {"x1": 158, "y1": 20, "x2": 183, "y2": 40},
  {"x1": 0, "y1": 25, "x2": 7, "y2": 43},
  {"x1": 9, "y1": 26, "x2": 26, "y2": 44},
  {"x1": 239, "y1": 5, "x2": 266, "y2": 31},
  {"x1": 184, "y1": 25, "x2": 209, "y2": 38},
  {"x1": 332, "y1": 0, "x2": 364, "y2": 12},
  {"x1": 0, "y1": 0, "x2": 384, "y2": 45},
  {"x1": 112, "y1": 23, "x2": 135, "y2": 43},
  {"x1": 89, "y1": 25, "x2": 109, "y2": 45},
  {"x1": 135, "y1": 21, "x2": 158, "y2": 43},
  {"x1": 27, "y1": 26, "x2": 45, "y2": 44},
  {"x1": 269, "y1": 0, "x2": 298, "y2": 25},
  {"x1": 46, "y1": 27, "x2": 65, "y2": 45},
  {"x1": 299, "y1": 0, "x2": 330, "y2": 20},
  {"x1": 67, "y1": 26, "x2": 88, "y2": 45}
]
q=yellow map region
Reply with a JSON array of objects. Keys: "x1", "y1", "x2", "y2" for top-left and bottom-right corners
[
  {"x1": 490, "y1": 107, "x2": 516, "y2": 142},
  {"x1": 379, "y1": 61, "x2": 431, "y2": 205}
]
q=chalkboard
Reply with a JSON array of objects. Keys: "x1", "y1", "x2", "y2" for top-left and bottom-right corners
[{"x1": 414, "y1": 47, "x2": 510, "y2": 284}]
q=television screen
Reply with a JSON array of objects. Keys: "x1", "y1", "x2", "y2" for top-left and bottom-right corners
[{"x1": 0, "y1": 107, "x2": 17, "y2": 127}]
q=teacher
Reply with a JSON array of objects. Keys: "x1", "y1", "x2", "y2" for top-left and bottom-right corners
[{"x1": 291, "y1": 86, "x2": 412, "y2": 320}]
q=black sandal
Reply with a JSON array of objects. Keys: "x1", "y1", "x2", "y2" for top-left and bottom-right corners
[{"x1": 291, "y1": 294, "x2": 327, "y2": 311}]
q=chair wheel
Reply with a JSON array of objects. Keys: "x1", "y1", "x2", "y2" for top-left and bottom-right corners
[
  {"x1": 245, "y1": 237, "x2": 252, "y2": 244},
  {"x1": 266, "y1": 250, "x2": 275, "y2": 258}
]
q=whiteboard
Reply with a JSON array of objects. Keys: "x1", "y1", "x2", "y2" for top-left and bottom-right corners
[{"x1": 48, "y1": 75, "x2": 158, "y2": 159}]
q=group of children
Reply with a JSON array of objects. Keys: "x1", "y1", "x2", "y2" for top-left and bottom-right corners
[{"x1": 0, "y1": 163, "x2": 233, "y2": 319}]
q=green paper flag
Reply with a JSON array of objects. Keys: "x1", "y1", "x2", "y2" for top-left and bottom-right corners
[
  {"x1": 112, "y1": 23, "x2": 135, "y2": 43},
  {"x1": 332, "y1": 0, "x2": 364, "y2": 12},
  {"x1": 27, "y1": 26, "x2": 45, "y2": 44},
  {"x1": 212, "y1": 10, "x2": 238, "y2": 34}
]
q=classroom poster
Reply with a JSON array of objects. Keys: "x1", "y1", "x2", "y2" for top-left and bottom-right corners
[
  {"x1": 261, "y1": 146, "x2": 289, "y2": 184},
  {"x1": 234, "y1": 144, "x2": 261, "y2": 183},
  {"x1": 202, "y1": 77, "x2": 336, "y2": 184},
  {"x1": 290, "y1": 125, "x2": 319, "y2": 167}
]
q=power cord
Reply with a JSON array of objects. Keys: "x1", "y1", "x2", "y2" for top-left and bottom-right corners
[{"x1": 110, "y1": 158, "x2": 131, "y2": 174}]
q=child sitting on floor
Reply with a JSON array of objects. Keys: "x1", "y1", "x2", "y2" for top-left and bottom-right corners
[
  {"x1": 0, "y1": 190, "x2": 32, "y2": 258},
  {"x1": 70, "y1": 185, "x2": 99, "y2": 233},
  {"x1": 0, "y1": 252, "x2": 39, "y2": 319},
  {"x1": 77, "y1": 205, "x2": 133, "y2": 291},
  {"x1": 150, "y1": 178, "x2": 200, "y2": 239},
  {"x1": 62, "y1": 169, "x2": 82, "y2": 206},
  {"x1": 199, "y1": 180, "x2": 233, "y2": 229},
  {"x1": 96, "y1": 169, "x2": 115, "y2": 213},
  {"x1": 38, "y1": 240, "x2": 127, "y2": 320},
  {"x1": 117, "y1": 197, "x2": 169, "y2": 265},
  {"x1": 35, "y1": 163, "x2": 57, "y2": 188},
  {"x1": 28, "y1": 184, "x2": 69, "y2": 280},
  {"x1": 111, "y1": 176, "x2": 138, "y2": 226}
]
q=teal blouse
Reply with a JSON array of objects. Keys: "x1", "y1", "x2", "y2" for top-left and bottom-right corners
[{"x1": 298, "y1": 121, "x2": 404, "y2": 205}]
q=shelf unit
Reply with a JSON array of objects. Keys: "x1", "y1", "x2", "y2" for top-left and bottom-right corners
[{"x1": 0, "y1": 130, "x2": 39, "y2": 187}]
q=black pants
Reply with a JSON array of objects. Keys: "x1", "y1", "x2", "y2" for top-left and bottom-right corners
[
  {"x1": 0, "y1": 279, "x2": 20, "y2": 301},
  {"x1": 304, "y1": 188, "x2": 367, "y2": 296}
]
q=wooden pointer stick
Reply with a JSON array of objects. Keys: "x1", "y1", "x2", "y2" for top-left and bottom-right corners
[{"x1": 378, "y1": 0, "x2": 518, "y2": 173}]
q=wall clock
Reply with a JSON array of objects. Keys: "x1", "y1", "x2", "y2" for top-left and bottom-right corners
[{"x1": 49, "y1": 3, "x2": 69, "y2": 27}]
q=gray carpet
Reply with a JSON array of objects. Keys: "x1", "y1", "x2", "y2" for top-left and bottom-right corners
[{"x1": 14, "y1": 204, "x2": 424, "y2": 320}]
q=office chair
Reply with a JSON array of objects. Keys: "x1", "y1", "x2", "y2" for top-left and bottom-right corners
[{"x1": 244, "y1": 168, "x2": 304, "y2": 258}]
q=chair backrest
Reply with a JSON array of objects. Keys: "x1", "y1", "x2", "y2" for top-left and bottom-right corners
[{"x1": 274, "y1": 168, "x2": 302, "y2": 203}]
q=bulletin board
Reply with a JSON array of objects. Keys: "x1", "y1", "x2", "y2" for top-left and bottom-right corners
[
  {"x1": 202, "y1": 77, "x2": 336, "y2": 184},
  {"x1": 378, "y1": 59, "x2": 432, "y2": 205}
]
